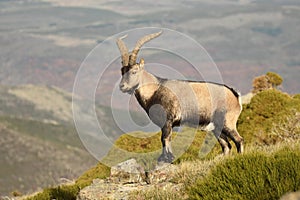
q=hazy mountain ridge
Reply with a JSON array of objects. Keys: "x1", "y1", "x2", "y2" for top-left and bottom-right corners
[{"x1": 0, "y1": 0, "x2": 299, "y2": 94}]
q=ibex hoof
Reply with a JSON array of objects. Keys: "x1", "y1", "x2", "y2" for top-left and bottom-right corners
[{"x1": 158, "y1": 152, "x2": 174, "y2": 163}]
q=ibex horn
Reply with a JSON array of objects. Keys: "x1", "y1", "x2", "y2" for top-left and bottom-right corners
[
  {"x1": 129, "y1": 31, "x2": 163, "y2": 66},
  {"x1": 116, "y1": 34, "x2": 129, "y2": 67}
]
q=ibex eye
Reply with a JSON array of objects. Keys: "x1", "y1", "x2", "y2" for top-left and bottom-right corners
[
  {"x1": 121, "y1": 67, "x2": 126, "y2": 75},
  {"x1": 131, "y1": 71, "x2": 137, "y2": 75}
]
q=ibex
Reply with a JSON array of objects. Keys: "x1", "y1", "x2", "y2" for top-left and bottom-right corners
[{"x1": 117, "y1": 31, "x2": 244, "y2": 163}]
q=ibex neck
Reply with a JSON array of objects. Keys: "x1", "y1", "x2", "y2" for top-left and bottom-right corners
[{"x1": 135, "y1": 71, "x2": 160, "y2": 109}]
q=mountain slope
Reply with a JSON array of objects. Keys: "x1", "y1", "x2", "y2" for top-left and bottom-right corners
[
  {"x1": 0, "y1": 123, "x2": 93, "y2": 196},
  {"x1": 0, "y1": 85, "x2": 99, "y2": 196}
]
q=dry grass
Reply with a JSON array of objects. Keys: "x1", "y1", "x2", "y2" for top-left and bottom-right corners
[
  {"x1": 271, "y1": 109, "x2": 300, "y2": 142},
  {"x1": 172, "y1": 157, "x2": 224, "y2": 185},
  {"x1": 128, "y1": 155, "x2": 224, "y2": 200},
  {"x1": 129, "y1": 183, "x2": 186, "y2": 200}
]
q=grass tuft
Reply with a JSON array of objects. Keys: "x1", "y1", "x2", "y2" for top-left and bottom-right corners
[{"x1": 187, "y1": 145, "x2": 300, "y2": 200}]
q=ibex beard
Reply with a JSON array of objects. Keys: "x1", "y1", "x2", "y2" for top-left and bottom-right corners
[{"x1": 117, "y1": 31, "x2": 244, "y2": 163}]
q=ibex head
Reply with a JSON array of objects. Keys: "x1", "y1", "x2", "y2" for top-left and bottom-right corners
[{"x1": 117, "y1": 31, "x2": 162, "y2": 94}]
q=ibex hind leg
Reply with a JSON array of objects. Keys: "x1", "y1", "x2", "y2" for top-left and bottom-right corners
[
  {"x1": 211, "y1": 110, "x2": 231, "y2": 155},
  {"x1": 212, "y1": 125, "x2": 231, "y2": 155},
  {"x1": 219, "y1": 133, "x2": 232, "y2": 155},
  {"x1": 223, "y1": 127, "x2": 244, "y2": 153}
]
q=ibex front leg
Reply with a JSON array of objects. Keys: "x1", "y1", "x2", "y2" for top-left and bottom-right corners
[{"x1": 158, "y1": 123, "x2": 174, "y2": 163}]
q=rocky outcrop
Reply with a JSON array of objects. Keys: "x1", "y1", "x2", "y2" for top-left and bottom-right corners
[
  {"x1": 109, "y1": 159, "x2": 145, "y2": 184},
  {"x1": 241, "y1": 92, "x2": 254, "y2": 104},
  {"x1": 77, "y1": 159, "x2": 178, "y2": 200}
]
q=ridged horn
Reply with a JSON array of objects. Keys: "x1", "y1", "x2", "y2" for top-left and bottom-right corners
[
  {"x1": 129, "y1": 30, "x2": 162, "y2": 66},
  {"x1": 116, "y1": 34, "x2": 129, "y2": 67}
]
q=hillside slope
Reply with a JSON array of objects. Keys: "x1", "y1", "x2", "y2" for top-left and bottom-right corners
[{"x1": 0, "y1": 85, "x2": 100, "y2": 196}]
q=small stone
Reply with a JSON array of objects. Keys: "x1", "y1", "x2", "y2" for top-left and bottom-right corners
[
  {"x1": 110, "y1": 158, "x2": 144, "y2": 184},
  {"x1": 147, "y1": 163, "x2": 177, "y2": 184}
]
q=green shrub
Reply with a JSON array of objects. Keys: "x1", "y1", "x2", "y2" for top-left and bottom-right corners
[
  {"x1": 75, "y1": 163, "x2": 110, "y2": 188},
  {"x1": 11, "y1": 190, "x2": 22, "y2": 197},
  {"x1": 188, "y1": 147, "x2": 300, "y2": 200},
  {"x1": 266, "y1": 71, "x2": 283, "y2": 88},
  {"x1": 26, "y1": 185, "x2": 80, "y2": 200},
  {"x1": 238, "y1": 90, "x2": 300, "y2": 145},
  {"x1": 249, "y1": 89, "x2": 290, "y2": 118},
  {"x1": 293, "y1": 94, "x2": 300, "y2": 100},
  {"x1": 252, "y1": 71, "x2": 283, "y2": 93}
]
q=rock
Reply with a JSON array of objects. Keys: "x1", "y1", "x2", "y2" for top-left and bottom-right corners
[
  {"x1": 110, "y1": 158, "x2": 145, "y2": 184},
  {"x1": 280, "y1": 191, "x2": 300, "y2": 200},
  {"x1": 241, "y1": 92, "x2": 254, "y2": 104},
  {"x1": 109, "y1": 159, "x2": 177, "y2": 184},
  {"x1": 77, "y1": 178, "x2": 149, "y2": 200},
  {"x1": 77, "y1": 159, "x2": 179, "y2": 200},
  {"x1": 146, "y1": 162, "x2": 178, "y2": 184}
]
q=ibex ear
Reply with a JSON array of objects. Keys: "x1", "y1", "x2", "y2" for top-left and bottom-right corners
[{"x1": 139, "y1": 58, "x2": 145, "y2": 69}]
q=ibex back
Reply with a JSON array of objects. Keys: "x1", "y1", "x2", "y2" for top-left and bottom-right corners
[{"x1": 117, "y1": 31, "x2": 244, "y2": 163}]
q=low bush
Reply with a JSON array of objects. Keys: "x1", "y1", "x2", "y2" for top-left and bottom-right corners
[
  {"x1": 238, "y1": 90, "x2": 300, "y2": 145},
  {"x1": 188, "y1": 146, "x2": 300, "y2": 200},
  {"x1": 75, "y1": 163, "x2": 110, "y2": 188},
  {"x1": 25, "y1": 185, "x2": 79, "y2": 200}
]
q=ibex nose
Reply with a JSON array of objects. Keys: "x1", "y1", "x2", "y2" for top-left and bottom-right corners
[{"x1": 119, "y1": 83, "x2": 125, "y2": 90}]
